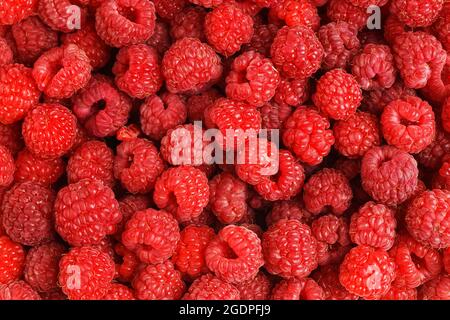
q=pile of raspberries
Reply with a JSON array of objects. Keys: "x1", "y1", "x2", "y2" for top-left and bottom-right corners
[{"x1": 0, "y1": 0, "x2": 449, "y2": 301}]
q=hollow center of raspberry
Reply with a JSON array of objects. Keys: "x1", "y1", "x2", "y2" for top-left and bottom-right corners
[
  {"x1": 119, "y1": 6, "x2": 139, "y2": 23},
  {"x1": 400, "y1": 117, "x2": 417, "y2": 126},
  {"x1": 90, "y1": 100, "x2": 107, "y2": 116},
  {"x1": 411, "y1": 253, "x2": 425, "y2": 272},
  {"x1": 125, "y1": 154, "x2": 134, "y2": 168}
]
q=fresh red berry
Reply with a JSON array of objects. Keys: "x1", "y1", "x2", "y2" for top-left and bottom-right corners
[
  {"x1": 115, "y1": 195, "x2": 150, "y2": 240},
  {"x1": 266, "y1": 200, "x2": 310, "y2": 226},
  {"x1": 0, "y1": 236, "x2": 25, "y2": 285},
  {"x1": 14, "y1": 149, "x2": 64, "y2": 186},
  {"x1": 260, "y1": 101, "x2": 294, "y2": 131},
  {"x1": 182, "y1": 274, "x2": 240, "y2": 300},
  {"x1": 114, "y1": 243, "x2": 139, "y2": 283},
  {"x1": 327, "y1": 0, "x2": 370, "y2": 30},
  {"x1": 381, "y1": 286, "x2": 417, "y2": 300},
  {"x1": 0, "y1": 37, "x2": 14, "y2": 67},
  {"x1": 170, "y1": 6, "x2": 206, "y2": 41},
  {"x1": 102, "y1": 283, "x2": 135, "y2": 300},
  {"x1": 234, "y1": 272, "x2": 271, "y2": 300},
  {"x1": 270, "y1": 0, "x2": 320, "y2": 30},
  {"x1": 418, "y1": 274, "x2": 450, "y2": 300},
  {"x1": 271, "y1": 278, "x2": 324, "y2": 300},
  {"x1": 0, "y1": 0, "x2": 37, "y2": 25},
  {"x1": 0, "y1": 123, "x2": 23, "y2": 156},
  {"x1": 312, "y1": 265, "x2": 358, "y2": 300},
  {"x1": 0, "y1": 145, "x2": 14, "y2": 187},
  {"x1": 273, "y1": 78, "x2": 309, "y2": 107},
  {"x1": 244, "y1": 23, "x2": 278, "y2": 57},
  {"x1": 153, "y1": 0, "x2": 186, "y2": 20},
  {"x1": 444, "y1": 247, "x2": 450, "y2": 274},
  {"x1": 37, "y1": 0, "x2": 87, "y2": 33},
  {"x1": 186, "y1": 89, "x2": 220, "y2": 123},
  {"x1": 390, "y1": 0, "x2": 444, "y2": 28},
  {"x1": 147, "y1": 21, "x2": 171, "y2": 55},
  {"x1": 0, "y1": 281, "x2": 41, "y2": 300}
]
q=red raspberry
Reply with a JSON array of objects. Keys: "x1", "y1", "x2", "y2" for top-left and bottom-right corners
[
  {"x1": 244, "y1": 23, "x2": 278, "y2": 57},
  {"x1": 55, "y1": 179, "x2": 121, "y2": 246},
  {"x1": 262, "y1": 219, "x2": 318, "y2": 278},
  {"x1": 327, "y1": 0, "x2": 370, "y2": 30},
  {"x1": 32, "y1": 44, "x2": 92, "y2": 99},
  {"x1": 2, "y1": 182, "x2": 55, "y2": 246},
  {"x1": 391, "y1": 0, "x2": 444, "y2": 28},
  {"x1": 351, "y1": 44, "x2": 397, "y2": 90},
  {"x1": 389, "y1": 233, "x2": 442, "y2": 289},
  {"x1": 339, "y1": 245, "x2": 396, "y2": 299},
  {"x1": 381, "y1": 286, "x2": 417, "y2": 300},
  {"x1": 72, "y1": 75, "x2": 132, "y2": 138},
  {"x1": 271, "y1": 278, "x2": 324, "y2": 300},
  {"x1": 188, "y1": 0, "x2": 223, "y2": 8},
  {"x1": 303, "y1": 168, "x2": 353, "y2": 216},
  {"x1": 59, "y1": 246, "x2": 115, "y2": 300},
  {"x1": 182, "y1": 274, "x2": 240, "y2": 300},
  {"x1": 103, "y1": 283, "x2": 135, "y2": 300},
  {"x1": 95, "y1": 0, "x2": 156, "y2": 48},
  {"x1": 419, "y1": 274, "x2": 450, "y2": 300},
  {"x1": 122, "y1": 209, "x2": 179, "y2": 264},
  {"x1": 269, "y1": 0, "x2": 319, "y2": 30},
  {"x1": 112, "y1": 44, "x2": 162, "y2": 99},
  {"x1": 347, "y1": 0, "x2": 388, "y2": 7},
  {"x1": 24, "y1": 242, "x2": 65, "y2": 293},
  {"x1": 361, "y1": 146, "x2": 418, "y2": 206},
  {"x1": 67, "y1": 140, "x2": 115, "y2": 188},
  {"x1": 0, "y1": 281, "x2": 41, "y2": 300},
  {"x1": 349, "y1": 201, "x2": 397, "y2": 251},
  {"x1": 147, "y1": 21, "x2": 171, "y2": 55},
  {"x1": 225, "y1": 50, "x2": 280, "y2": 107},
  {"x1": 282, "y1": 107, "x2": 334, "y2": 166},
  {"x1": 37, "y1": 0, "x2": 88, "y2": 33},
  {"x1": 0, "y1": 37, "x2": 13, "y2": 67},
  {"x1": 0, "y1": 145, "x2": 14, "y2": 187},
  {"x1": 162, "y1": 38, "x2": 222, "y2": 94},
  {"x1": 132, "y1": 261, "x2": 185, "y2": 300},
  {"x1": 273, "y1": 78, "x2": 309, "y2": 107},
  {"x1": 0, "y1": 64, "x2": 40, "y2": 125},
  {"x1": 0, "y1": 123, "x2": 23, "y2": 156},
  {"x1": 406, "y1": 189, "x2": 450, "y2": 249},
  {"x1": 417, "y1": 128, "x2": 450, "y2": 170},
  {"x1": 443, "y1": 247, "x2": 450, "y2": 274},
  {"x1": 0, "y1": 0, "x2": 37, "y2": 25},
  {"x1": 115, "y1": 194, "x2": 150, "y2": 239},
  {"x1": 14, "y1": 149, "x2": 64, "y2": 186},
  {"x1": 270, "y1": 26, "x2": 323, "y2": 79},
  {"x1": 312, "y1": 265, "x2": 358, "y2": 300},
  {"x1": 442, "y1": 97, "x2": 450, "y2": 133},
  {"x1": 260, "y1": 102, "x2": 293, "y2": 132},
  {"x1": 61, "y1": 22, "x2": 110, "y2": 70},
  {"x1": 114, "y1": 243, "x2": 139, "y2": 283},
  {"x1": 170, "y1": 7, "x2": 206, "y2": 41},
  {"x1": 313, "y1": 69, "x2": 362, "y2": 121},
  {"x1": 234, "y1": 272, "x2": 271, "y2": 300},
  {"x1": 205, "y1": 225, "x2": 263, "y2": 283},
  {"x1": 39, "y1": 289, "x2": 67, "y2": 300},
  {"x1": 266, "y1": 200, "x2": 310, "y2": 226},
  {"x1": 433, "y1": 2, "x2": 450, "y2": 51},
  {"x1": 22, "y1": 103, "x2": 77, "y2": 160},
  {"x1": 153, "y1": 0, "x2": 186, "y2": 20},
  {"x1": 186, "y1": 89, "x2": 220, "y2": 123},
  {"x1": 334, "y1": 157, "x2": 361, "y2": 180},
  {"x1": 0, "y1": 236, "x2": 25, "y2": 285}
]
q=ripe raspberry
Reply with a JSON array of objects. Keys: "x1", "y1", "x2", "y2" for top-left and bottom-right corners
[
  {"x1": 433, "y1": 2, "x2": 450, "y2": 51},
  {"x1": 266, "y1": 200, "x2": 310, "y2": 226},
  {"x1": 37, "y1": 0, "x2": 87, "y2": 33},
  {"x1": 95, "y1": 0, "x2": 156, "y2": 48},
  {"x1": 334, "y1": 157, "x2": 361, "y2": 180},
  {"x1": 361, "y1": 146, "x2": 418, "y2": 206},
  {"x1": 225, "y1": 50, "x2": 279, "y2": 107},
  {"x1": 162, "y1": 38, "x2": 222, "y2": 94},
  {"x1": 260, "y1": 102, "x2": 293, "y2": 132},
  {"x1": 188, "y1": 0, "x2": 223, "y2": 8},
  {"x1": 114, "y1": 243, "x2": 139, "y2": 283},
  {"x1": 391, "y1": 0, "x2": 444, "y2": 28},
  {"x1": 103, "y1": 283, "x2": 135, "y2": 300},
  {"x1": 262, "y1": 219, "x2": 318, "y2": 278},
  {"x1": 417, "y1": 128, "x2": 450, "y2": 170},
  {"x1": 2, "y1": 182, "x2": 55, "y2": 246},
  {"x1": 244, "y1": 23, "x2": 278, "y2": 57},
  {"x1": 22, "y1": 103, "x2": 77, "y2": 160},
  {"x1": 303, "y1": 168, "x2": 353, "y2": 216},
  {"x1": 61, "y1": 22, "x2": 110, "y2": 69},
  {"x1": 339, "y1": 245, "x2": 396, "y2": 299},
  {"x1": 271, "y1": 278, "x2": 324, "y2": 300},
  {"x1": 133, "y1": 261, "x2": 185, "y2": 300},
  {"x1": 0, "y1": 37, "x2": 13, "y2": 67},
  {"x1": 0, "y1": 145, "x2": 14, "y2": 187},
  {"x1": 273, "y1": 78, "x2": 309, "y2": 107},
  {"x1": 170, "y1": 7, "x2": 206, "y2": 41},
  {"x1": 444, "y1": 247, "x2": 450, "y2": 274},
  {"x1": 0, "y1": 123, "x2": 23, "y2": 156},
  {"x1": 351, "y1": 44, "x2": 397, "y2": 90},
  {"x1": 0, "y1": 63, "x2": 40, "y2": 125},
  {"x1": 389, "y1": 233, "x2": 442, "y2": 289},
  {"x1": 349, "y1": 201, "x2": 396, "y2": 251},
  {"x1": 14, "y1": 149, "x2": 64, "y2": 186},
  {"x1": 282, "y1": 107, "x2": 334, "y2": 166},
  {"x1": 381, "y1": 286, "x2": 417, "y2": 300},
  {"x1": 313, "y1": 69, "x2": 362, "y2": 121},
  {"x1": 115, "y1": 195, "x2": 150, "y2": 239},
  {"x1": 59, "y1": 246, "x2": 115, "y2": 300},
  {"x1": 55, "y1": 179, "x2": 121, "y2": 246},
  {"x1": 0, "y1": 236, "x2": 25, "y2": 285},
  {"x1": 442, "y1": 97, "x2": 450, "y2": 133},
  {"x1": 347, "y1": 0, "x2": 388, "y2": 7},
  {"x1": 67, "y1": 140, "x2": 115, "y2": 188},
  {"x1": 406, "y1": 189, "x2": 450, "y2": 249},
  {"x1": 186, "y1": 89, "x2": 220, "y2": 122},
  {"x1": 270, "y1": 26, "x2": 323, "y2": 79},
  {"x1": 24, "y1": 242, "x2": 65, "y2": 293},
  {"x1": 140, "y1": 93, "x2": 187, "y2": 140},
  {"x1": 0, "y1": 0, "x2": 37, "y2": 25},
  {"x1": 234, "y1": 272, "x2": 271, "y2": 300},
  {"x1": 0, "y1": 281, "x2": 41, "y2": 300},
  {"x1": 312, "y1": 265, "x2": 358, "y2": 300},
  {"x1": 122, "y1": 209, "x2": 179, "y2": 264},
  {"x1": 419, "y1": 274, "x2": 450, "y2": 300},
  {"x1": 327, "y1": 0, "x2": 370, "y2": 30},
  {"x1": 153, "y1": 0, "x2": 186, "y2": 20},
  {"x1": 270, "y1": 0, "x2": 319, "y2": 30},
  {"x1": 147, "y1": 21, "x2": 171, "y2": 55},
  {"x1": 182, "y1": 274, "x2": 240, "y2": 300},
  {"x1": 72, "y1": 75, "x2": 132, "y2": 138}
]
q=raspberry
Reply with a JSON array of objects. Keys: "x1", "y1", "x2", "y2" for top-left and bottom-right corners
[
  {"x1": 162, "y1": 38, "x2": 222, "y2": 94},
  {"x1": 59, "y1": 246, "x2": 115, "y2": 300},
  {"x1": 419, "y1": 274, "x2": 450, "y2": 300},
  {"x1": 0, "y1": 37, "x2": 13, "y2": 67},
  {"x1": 270, "y1": 26, "x2": 323, "y2": 79},
  {"x1": 262, "y1": 219, "x2": 318, "y2": 278},
  {"x1": 95, "y1": 0, "x2": 156, "y2": 48},
  {"x1": 351, "y1": 44, "x2": 397, "y2": 90},
  {"x1": 147, "y1": 21, "x2": 171, "y2": 55},
  {"x1": 112, "y1": 44, "x2": 163, "y2": 99},
  {"x1": 389, "y1": 233, "x2": 442, "y2": 289},
  {"x1": 183, "y1": 274, "x2": 240, "y2": 300},
  {"x1": 244, "y1": 23, "x2": 278, "y2": 57},
  {"x1": 170, "y1": 7, "x2": 206, "y2": 41},
  {"x1": 269, "y1": 0, "x2": 319, "y2": 30},
  {"x1": 22, "y1": 103, "x2": 77, "y2": 160},
  {"x1": 205, "y1": 225, "x2": 263, "y2": 283},
  {"x1": 132, "y1": 261, "x2": 185, "y2": 300},
  {"x1": 266, "y1": 200, "x2": 310, "y2": 226},
  {"x1": 442, "y1": 97, "x2": 450, "y2": 133},
  {"x1": 313, "y1": 69, "x2": 362, "y2": 121},
  {"x1": 188, "y1": 0, "x2": 223, "y2": 8},
  {"x1": 186, "y1": 89, "x2": 220, "y2": 122},
  {"x1": 327, "y1": 0, "x2": 370, "y2": 30},
  {"x1": 0, "y1": 123, "x2": 23, "y2": 156},
  {"x1": 172, "y1": 225, "x2": 215, "y2": 280},
  {"x1": 115, "y1": 195, "x2": 150, "y2": 239},
  {"x1": 24, "y1": 242, "x2": 65, "y2": 293},
  {"x1": 61, "y1": 22, "x2": 110, "y2": 69},
  {"x1": 260, "y1": 102, "x2": 293, "y2": 132},
  {"x1": 114, "y1": 243, "x2": 139, "y2": 282},
  {"x1": 433, "y1": 2, "x2": 450, "y2": 51},
  {"x1": 271, "y1": 278, "x2": 324, "y2": 300},
  {"x1": 381, "y1": 286, "x2": 417, "y2": 300},
  {"x1": 153, "y1": 0, "x2": 186, "y2": 20},
  {"x1": 234, "y1": 272, "x2": 271, "y2": 300},
  {"x1": 0, "y1": 281, "x2": 41, "y2": 300},
  {"x1": 347, "y1": 0, "x2": 388, "y2": 7},
  {"x1": 225, "y1": 50, "x2": 280, "y2": 107},
  {"x1": 361, "y1": 146, "x2": 418, "y2": 206},
  {"x1": 303, "y1": 168, "x2": 353, "y2": 216},
  {"x1": 339, "y1": 245, "x2": 396, "y2": 299},
  {"x1": 0, "y1": 145, "x2": 14, "y2": 187},
  {"x1": 417, "y1": 128, "x2": 450, "y2": 170},
  {"x1": 55, "y1": 179, "x2": 121, "y2": 246},
  {"x1": 391, "y1": 0, "x2": 444, "y2": 28},
  {"x1": 67, "y1": 140, "x2": 115, "y2": 188},
  {"x1": 312, "y1": 265, "x2": 358, "y2": 300},
  {"x1": 282, "y1": 107, "x2": 334, "y2": 166},
  {"x1": 406, "y1": 189, "x2": 450, "y2": 249},
  {"x1": 140, "y1": 93, "x2": 187, "y2": 140},
  {"x1": 349, "y1": 201, "x2": 397, "y2": 251},
  {"x1": 122, "y1": 209, "x2": 179, "y2": 264},
  {"x1": 0, "y1": 0, "x2": 37, "y2": 25},
  {"x1": 14, "y1": 149, "x2": 64, "y2": 186},
  {"x1": 103, "y1": 283, "x2": 135, "y2": 300},
  {"x1": 0, "y1": 236, "x2": 25, "y2": 285},
  {"x1": 72, "y1": 75, "x2": 132, "y2": 138},
  {"x1": 445, "y1": 247, "x2": 450, "y2": 274},
  {"x1": 37, "y1": 0, "x2": 88, "y2": 33},
  {"x1": 2, "y1": 182, "x2": 55, "y2": 246},
  {"x1": 0, "y1": 63, "x2": 40, "y2": 125},
  {"x1": 32, "y1": 44, "x2": 92, "y2": 98},
  {"x1": 273, "y1": 78, "x2": 309, "y2": 107}
]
